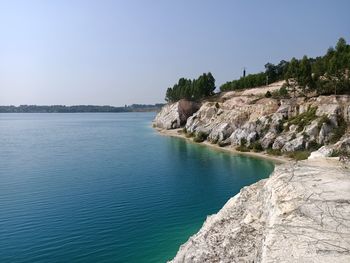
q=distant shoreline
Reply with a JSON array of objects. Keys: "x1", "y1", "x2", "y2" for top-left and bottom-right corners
[
  {"x1": 155, "y1": 128, "x2": 289, "y2": 164},
  {"x1": 0, "y1": 104, "x2": 164, "y2": 113},
  {"x1": 0, "y1": 111, "x2": 158, "y2": 113}
]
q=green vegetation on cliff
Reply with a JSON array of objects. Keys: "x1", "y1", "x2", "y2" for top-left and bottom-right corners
[
  {"x1": 220, "y1": 38, "x2": 350, "y2": 95},
  {"x1": 165, "y1": 72, "x2": 216, "y2": 102}
]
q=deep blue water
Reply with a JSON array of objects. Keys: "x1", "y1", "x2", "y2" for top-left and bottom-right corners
[{"x1": 0, "y1": 113, "x2": 274, "y2": 262}]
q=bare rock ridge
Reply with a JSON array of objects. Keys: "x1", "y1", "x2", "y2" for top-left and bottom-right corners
[
  {"x1": 170, "y1": 160, "x2": 350, "y2": 263},
  {"x1": 153, "y1": 83, "x2": 350, "y2": 262},
  {"x1": 154, "y1": 99, "x2": 200, "y2": 130}
]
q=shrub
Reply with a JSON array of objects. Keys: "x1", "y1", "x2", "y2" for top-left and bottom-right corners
[
  {"x1": 240, "y1": 138, "x2": 247, "y2": 146},
  {"x1": 276, "y1": 119, "x2": 284, "y2": 133},
  {"x1": 271, "y1": 90, "x2": 280, "y2": 99},
  {"x1": 185, "y1": 132, "x2": 194, "y2": 138},
  {"x1": 265, "y1": 91, "x2": 272, "y2": 98},
  {"x1": 329, "y1": 116, "x2": 347, "y2": 143},
  {"x1": 287, "y1": 107, "x2": 317, "y2": 132},
  {"x1": 279, "y1": 85, "x2": 289, "y2": 98},
  {"x1": 193, "y1": 131, "x2": 208, "y2": 143},
  {"x1": 236, "y1": 145, "x2": 250, "y2": 152},
  {"x1": 251, "y1": 141, "x2": 263, "y2": 152},
  {"x1": 302, "y1": 132, "x2": 310, "y2": 140},
  {"x1": 330, "y1": 149, "x2": 349, "y2": 157},
  {"x1": 266, "y1": 148, "x2": 282, "y2": 156},
  {"x1": 317, "y1": 115, "x2": 331, "y2": 130},
  {"x1": 210, "y1": 138, "x2": 218, "y2": 144},
  {"x1": 286, "y1": 151, "x2": 310, "y2": 160},
  {"x1": 218, "y1": 140, "x2": 231, "y2": 147},
  {"x1": 271, "y1": 86, "x2": 290, "y2": 99},
  {"x1": 307, "y1": 140, "x2": 322, "y2": 151}
]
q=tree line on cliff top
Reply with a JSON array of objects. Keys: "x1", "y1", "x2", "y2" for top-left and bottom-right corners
[
  {"x1": 165, "y1": 37, "x2": 350, "y2": 102},
  {"x1": 165, "y1": 72, "x2": 216, "y2": 102}
]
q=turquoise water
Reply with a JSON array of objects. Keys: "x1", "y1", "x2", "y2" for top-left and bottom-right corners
[{"x1": 0, "y1": 113, "x2": 274, "y2": 263}]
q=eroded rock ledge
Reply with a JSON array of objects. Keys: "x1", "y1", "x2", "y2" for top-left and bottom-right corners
[{"x1": 170, "y1": 159, "x2": 350, "y2": 263}]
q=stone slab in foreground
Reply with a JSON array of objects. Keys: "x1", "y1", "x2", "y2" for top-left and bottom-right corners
[{"x1": 170, "y1": 159, "x2": 350, "y2": 263}]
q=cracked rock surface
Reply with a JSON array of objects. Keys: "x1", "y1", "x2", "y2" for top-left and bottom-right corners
[{"x1": 170, "y1": 159, "x2": 350, "y2": 263}]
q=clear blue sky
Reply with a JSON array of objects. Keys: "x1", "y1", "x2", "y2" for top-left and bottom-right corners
[{"x1": 0, "y1": 0, "x2": 349, "y2": 106}]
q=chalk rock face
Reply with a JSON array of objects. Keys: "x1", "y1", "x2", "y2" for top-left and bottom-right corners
[
  {"x1": 304, "y1": 121, "x2": 319, "y2": 140},
  {"x1": 260, "y1": 131, "x2": 276, "y2": 149},
  {"x1": 318, "y1": 123, "x2": 333, "y2": 144},
  {"x1": 170, "y1": 160, "x2": 350, "y2": 263},
  {"x1": 155, "y1": 92, "x2": 350, "y2": 153},
  {"x1": 207, "y1": 123, "x2": 233, "y2": 143},
  {"x1": 281, "y1": 136, "x2": 304, "y2": 152},
  {"x1": 272, "y1": 134, "x2": 293, "y2": 150},
  {"x1": 154, "y1": 100, "x2": 200, "y2": 129},
  {"x1": 184, "y1": 96, "x2": 279, "y2": 143},
  {"x1": 334, "y1": 137, "x2": 350, "y2": 152},
  {"x1": 308, "y1": 146, "x2": 333, "y2": 159}
]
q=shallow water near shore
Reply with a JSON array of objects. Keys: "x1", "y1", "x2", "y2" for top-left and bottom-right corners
[{"x1": 0, "y1": 113, "x2": 274, "y2": 262}]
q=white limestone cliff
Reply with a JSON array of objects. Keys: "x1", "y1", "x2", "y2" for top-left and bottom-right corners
[{"x1": 170, "y1": 159, "x2": 350, "y2": 263}]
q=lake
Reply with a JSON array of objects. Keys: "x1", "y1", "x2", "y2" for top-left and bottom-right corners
[{"x1": 0, "y1": 113, "x2": 274, "y2": 262}]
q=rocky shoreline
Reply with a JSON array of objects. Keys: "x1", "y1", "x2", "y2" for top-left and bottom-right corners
[
  {"x1": 153, "y1": 84, "x2": 350, "y2": 262},
  {"x1": 169, "y1": 158, "x2": 350, "y2": 263},
  {"x1": 155, "y1": 127, "x2": 288, "y2": 164}
]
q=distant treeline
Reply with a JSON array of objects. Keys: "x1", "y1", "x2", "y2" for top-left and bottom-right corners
[
  {"x1": 220, "y1": 61, "x2": 288, "y2": 91},
  {"x1": 165, "y1": 72, "x2": 216, "y2": 102},
  {"x1": 0, "y1": 104, "x2": 165, "y2": 113},
  {"x1": 221, "y1": 37, "x2": 350, "y2": 95}
]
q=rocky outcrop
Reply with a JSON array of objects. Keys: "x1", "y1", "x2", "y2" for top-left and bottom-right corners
[
  {"x1": 154, "y1": 100, "x2": 200, "y2": 129},
  {"x1": 155, "y1": 91, "x2": 350, "y2": 155},
  {"x1": 170, "y1": 159, "x2": 350, "y2": 262},
  {"x1": 191, "y1": 95, "x2": 349, "y2": 150}
]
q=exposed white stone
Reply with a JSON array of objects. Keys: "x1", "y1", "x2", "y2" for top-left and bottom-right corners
[
  {"x1": 154, "y1": 100, "x2": 200, "y2": 130},
  {"x1": 170, "y1": 160, "x2": 350, "y2": 263},
  {"x1": 208, "y1": 123, "x2": 233, "y2": 143},
  {"x1": 308, "y1": 146, "x2": 333, "y2": 159},
  {"x1": 154, "y1": 103, "x2": 181, "y2": 129},
  {"x1": 281, "y1": 136, "x2": 304, "y2": 152},
  {"x1": 304, "y1": 120, "x2": 319, "y2": 140},
  {"x1": 260, "y1": 131, "x2": 276, "y2": 149}
]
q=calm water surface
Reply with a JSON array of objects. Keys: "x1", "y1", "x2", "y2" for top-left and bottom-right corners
[{"x1": 0, "y1": 113, "x2": 274, "y2": 262}]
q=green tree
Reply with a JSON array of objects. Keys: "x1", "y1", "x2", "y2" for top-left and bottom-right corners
[
  {"x1": 285, "y1": 57, "x2": 299, "y2": 97},
  {"x1": 298, "y1": 55, "x2": 313, "y2": 92}
]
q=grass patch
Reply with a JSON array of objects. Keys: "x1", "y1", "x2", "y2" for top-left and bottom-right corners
[
  {"x1": 209, "y1": 138, "x2": 218, "y2": 144},
  {"x1": 185, "y1": 132, "x2": 194, "y2": 138},
  {"x1": 329, "y1": 116, "x2": 347, "y2": 143},
  {"x1": 193, "y1": 131, "x2": 208, "y2": 143},
  {"x1": 330, "y1": 149, "x2": 349, "y2": 157},
  {"x1": 218, "y1": 140, "x2": 230, "y2": 147},
  {"x1": 307, "y1": 140, "x2": 323, "y2": 151},
  {"x1": 286, "y1": 151, "x2": 310, "y2": 160},
  {"x1": 251, "y1": 141, "x2": 263, "y2": 152},
  {"x1": 266, "y1": 148, "x2": 282, "y2": 156},
  {"x1": 317, "y1": 115, "x2": 331, "y2": 130},
  {"x1": 236, "y1": 145, "x2": 250, "y2": 152},
  {"x1": 287, "y1": 107, "x2": 317, "y2": 132}
]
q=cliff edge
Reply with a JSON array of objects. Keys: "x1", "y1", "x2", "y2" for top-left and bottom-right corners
[{"x1": 170, "y1": 159, "x2": 350, "y2": 262}]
